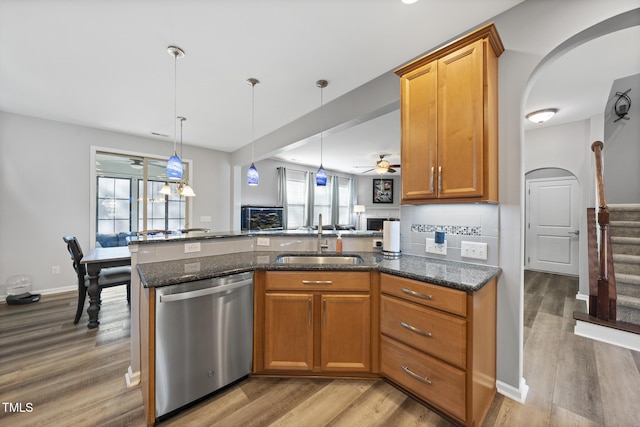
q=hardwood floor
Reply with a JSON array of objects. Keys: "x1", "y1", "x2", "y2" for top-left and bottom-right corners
[{"x1": 1, "y1": 272, "x2": 639, "y2": 426}]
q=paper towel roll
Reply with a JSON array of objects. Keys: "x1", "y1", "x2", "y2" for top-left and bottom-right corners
[{"x1": 383, "y1": 221, "x2": 400, "y2": 257}]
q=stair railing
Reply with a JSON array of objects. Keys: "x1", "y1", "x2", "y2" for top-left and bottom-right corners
[{"x1": 590, "y1": 141, "x2": 617, "y2": 320}]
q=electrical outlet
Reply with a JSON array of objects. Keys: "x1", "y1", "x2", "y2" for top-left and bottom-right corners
[
  {"x1": 51, "y1": 265, "x2": 60, "y2": 275},
  {"x1": 461, "y1": 241, "x2": 488, "y2": 260},
  {"x1": 257, "y1": 237, "x2": 270, "y2": 247},
  {"x1": 425, "y1": 238, "x2": 447, "y2": 255},
  {"x1": 184, "y1": 242, "x2": 201, "y2": 253},
  {"x1": 373, "y1": 239, "x2": 382, "y2": 248}
]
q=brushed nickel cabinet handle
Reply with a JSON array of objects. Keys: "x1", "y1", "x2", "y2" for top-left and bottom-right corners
[
  {"x1": 401, "y1": 287, "x2": 432, "y2": 300},
  {"x1": 400, "y1": 321, "x2": 432, "y2": 337},
  {"x1": 308, "y1": 298, "x2": 312, "y2": 328},
  {"x1": 302, "y1": 280, "x2": 333, "y2": 285},
  {"x1": 401, "y1": 366, "x2": 432, "y2": 384},
  {"x1": 323, "y1": 299, "x2": 327, "y2": 328},
  {"x1": 438, "y1": 166, "x2": 442, "y2": 193},
  {"x1": 430, "y1": 166, "x2": 435, "y2": 193}
]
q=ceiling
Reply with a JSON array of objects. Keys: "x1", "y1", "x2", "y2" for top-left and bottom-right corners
[{"x1": 1, "y1": 1, "x2": 638, "y2": 176}]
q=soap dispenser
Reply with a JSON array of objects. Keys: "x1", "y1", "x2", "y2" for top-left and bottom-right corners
[{"x1": 336, "y1": 234, "x2": 343, "y2": 253}]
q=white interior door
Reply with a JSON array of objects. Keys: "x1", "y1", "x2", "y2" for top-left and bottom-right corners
[{"x1": 526, "y1": 177, "x2": 579, "y2": 276}]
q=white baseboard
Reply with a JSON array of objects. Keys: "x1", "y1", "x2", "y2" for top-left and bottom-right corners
[
  {"x1": 496, "y1": 377, "x2": 528, "y2": 404},
  {"x1": 574, "y1": 320, "x2": 640, "y2": 352},
  {"x1": 125, "y1": 366, "x2": 140, "y2": 388}
]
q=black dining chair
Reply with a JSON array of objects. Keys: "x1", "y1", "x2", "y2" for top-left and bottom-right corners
[{"x1": 62, "y1": 236, "x2": 131, "y2": 324}]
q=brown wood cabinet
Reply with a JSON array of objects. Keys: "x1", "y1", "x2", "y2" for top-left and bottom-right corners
[
  {"x1": 380, "y1": 273, "x2": 497, "y2": 427},
  {"x1": 254, "y1": 270, "x2": 379, "y2": 376},
  {"x1": 395, "y1": 23, "x2": 503, "y2": 204}
]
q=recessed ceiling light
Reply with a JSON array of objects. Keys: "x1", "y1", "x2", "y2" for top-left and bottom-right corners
[
  {"x1": 526, "y1": 108, "x2": 558, "y2": 124},
  {"x1": 402, "y1": 0, "x2": 419, "y2": 4}
]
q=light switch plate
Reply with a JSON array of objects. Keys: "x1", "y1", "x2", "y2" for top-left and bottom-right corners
[
  {"x1": 426, "y1": 238, "x2": 447, "y2": 255},
  {"x1": 461, "y1": 241, "x2": 488, "y2": 260}
]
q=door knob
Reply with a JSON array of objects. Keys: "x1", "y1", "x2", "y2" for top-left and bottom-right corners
[{"x1": 568, "y1": 230, "x2": 580, "y2": 236}]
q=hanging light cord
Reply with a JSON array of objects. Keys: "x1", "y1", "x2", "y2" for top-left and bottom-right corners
[
  {"x1": 251, "y1": 81, "x2": 256, "y2": 162},
  {"x1": 173, "y1": 51, "x2": 178, "y2": 154},
  {"x1": 319, "y1": 82, "x2": 324, "y2": 166}
]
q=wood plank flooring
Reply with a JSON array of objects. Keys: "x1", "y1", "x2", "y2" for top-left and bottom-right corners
[{"x1": 1, "y1": 271, "x2": 639, "y2": 426}]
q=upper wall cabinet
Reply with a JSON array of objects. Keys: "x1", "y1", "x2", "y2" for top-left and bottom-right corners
[{"x1": 395, "y1": 23, "x2": 504, "y2": 204}]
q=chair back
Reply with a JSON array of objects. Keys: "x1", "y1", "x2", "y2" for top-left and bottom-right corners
[{"x1": 63, "y1": 236, "x2": 87, "y2": 281}]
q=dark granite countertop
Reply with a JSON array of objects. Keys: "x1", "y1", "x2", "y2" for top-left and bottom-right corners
[
  {"x1": 129, "y1": 229, "x2": 382, "y2": 245},
  {"x1": 137, "y1": 251, "x2": 501, "y2": 292}
]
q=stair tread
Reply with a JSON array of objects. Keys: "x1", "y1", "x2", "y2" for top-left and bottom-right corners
[
  {"x1": 613, "y1": 253, "x2": 640, "y2": 263},
  {"x1": 608, "y1": 204, "x2": 640, "y2": 211},
  {"x1": 610, "y1": 221, "x2": 640, "y2": 228},
  {"x1": 611, "y1": 236, "x2": 640, "y2": 244},
  {"x1": 618, "y1": 294, "x2": 640, "y2": 309},
  {"x1": 616, "y1": 272, "x2": 640, "y2": 284}
]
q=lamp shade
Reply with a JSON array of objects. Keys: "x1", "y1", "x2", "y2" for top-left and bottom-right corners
[
  {"x1": 247, "y1": 162, "x2": 259, "y2": 186},
  {"x1": 354, "y1": 205, "x2": 366, "y2": 213},
  {"x1": 316, "y1": 165, "x2": 327, "y2": 186},
  {"x1": 180, "y1": 182, "x2": 196, "y2": 197},
  {"x1": 166, "y1": 153, "x2": 183, "y2": 179}
]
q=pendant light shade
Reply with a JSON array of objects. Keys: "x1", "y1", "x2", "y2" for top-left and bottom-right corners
[
  {"x1": 247, "y1": 78, "x2": 260, "y2": 186},
  {"x1": 247, "y1": 163, "x2": 259, "y2": 186},
  {"x1": 159, "y1": 182, "x2": 171, "y2": 195},
  {"x1": 180, "y1": 181, "x2": 196, "y2": 197},
  {"x1": 316, "y1": 166, "x2": 327, "y2": 186},
  {"x1": 316, "y1": 79, "x2": 328, "y2": 187},
  {"x1": 166, "y1": 46, "x2": 184, "y2": 180}
]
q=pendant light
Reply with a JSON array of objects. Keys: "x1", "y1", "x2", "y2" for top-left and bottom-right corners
[
  {"x1": 166, "y1": 46, "x2": 184, "y2": 180},
  {"x1": 316, "y1": 79, "x2": 328, "y2": 186},
  {"x1": 246, "y1": 78, "x2": 260, "y2": 186},
  {"x1": 177, "y1": 116, "x2": 196, "y2": 197}
]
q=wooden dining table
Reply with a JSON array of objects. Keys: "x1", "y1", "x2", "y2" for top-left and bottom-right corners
[{"x1": 80, "y1": 246, "x2": 131, "y2": 329}]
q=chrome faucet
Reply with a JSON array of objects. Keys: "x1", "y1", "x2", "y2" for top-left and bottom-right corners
[{"x1": 318, "y1": 213, "x2": 329, "y2": 253}]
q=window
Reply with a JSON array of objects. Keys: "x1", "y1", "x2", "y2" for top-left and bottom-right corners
[
  {"x1": 97, "y1": 177, "x2": 131, "y2": 234},
  {"x1": 138, "y1": 180, "x2": 185, "y2": 231},
  {"x1": 337, "y1": 177, "x2": 351, "y2": 224},
  {"x1": 285, "y1": 170, "x2": 307, "y2": 229},
  {"x1": 94, "y1": 152, "x2": 188, "y2": 245},
  {"x1": 284, "y1": 170, "x2": 354, "y2": 229}
]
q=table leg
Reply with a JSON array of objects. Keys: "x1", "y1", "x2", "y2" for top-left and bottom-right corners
[{"x1": 85, "y1": 265, "x2": 101, "y2": 329}]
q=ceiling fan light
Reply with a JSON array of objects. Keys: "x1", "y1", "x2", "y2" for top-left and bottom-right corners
[
  {"x1": 130, "y1": 159, "x2": 143, "y2": 170},
  {"x1": 316, "y1": 165, "x2": 327, "y2": 186},
  {"x1": 526, "y1": 108, "x2": 558, "y2": 124},
  {"x1": 247, "y1": 162, "x2": 259, "y2": 186},
  {"x1": 166, "y1": 153, "x2": 183, "y2": 179}
]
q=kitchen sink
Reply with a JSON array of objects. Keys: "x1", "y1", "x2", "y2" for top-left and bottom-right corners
[{"x1": 275, "y1": 254, "x2": 364, "y2": 265}]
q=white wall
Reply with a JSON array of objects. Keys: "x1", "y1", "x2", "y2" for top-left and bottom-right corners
[
  {"x1": 525, "y1": 119, "x2": 594, "y2": 297},
  {"x1": 604, "y1": 73, "x2": 640, "y2": 203},
  {"x1": 0, "y1": 111, "x2": 230, "y2": 296}
]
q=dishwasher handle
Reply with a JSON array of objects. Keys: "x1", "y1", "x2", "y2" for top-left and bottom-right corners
[{"x1": 159, "y1": 278, "x2": 252, "y2": 303}]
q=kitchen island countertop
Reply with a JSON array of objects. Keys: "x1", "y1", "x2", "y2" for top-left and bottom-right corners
[{"x1": 137, "y1": 251, "x2": 501, "y2": 292}]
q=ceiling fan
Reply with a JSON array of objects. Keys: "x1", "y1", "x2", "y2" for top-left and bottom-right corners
[{"x1": 355, "y1": 154, "x2": 400, "y2": 174}]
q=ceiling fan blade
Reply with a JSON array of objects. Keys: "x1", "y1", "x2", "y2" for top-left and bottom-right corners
[
  {"x1": 360, "y1": 168, "x2": 375, "y2": 173},
  {"x1": 389, "y1": 164, "x2": 401, "y2": 168},
  {"x1": 388, "y1": 168, "x2": 397, "y2": 173}
]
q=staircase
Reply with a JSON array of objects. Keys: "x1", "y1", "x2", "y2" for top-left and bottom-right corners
[{"x1": 609, "y1": 204, "x2": 640, "y2": 325}]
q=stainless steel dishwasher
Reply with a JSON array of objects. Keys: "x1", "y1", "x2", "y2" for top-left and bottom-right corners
[{"x1": 154, "y1": 271, "x2": 253, "y2": 419}]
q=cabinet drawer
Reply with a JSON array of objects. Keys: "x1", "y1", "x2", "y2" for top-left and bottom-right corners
[
  {"x1": 265, "y1": 271, "x2": 370, "y2": 291},
  {"x1": 381, "y1": 335, "x2": 466, "y2": 422},
  {"x1": 381, "y1": 295, "x2": 466, "y2": 368},
  {"x1": 381, "y1": 273, "x2": 466, "y2": 316}
]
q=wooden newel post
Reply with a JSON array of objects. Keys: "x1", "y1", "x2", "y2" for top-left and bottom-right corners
[{"x1": 591, "y1": 140, "x2": 616, "y2": 321}]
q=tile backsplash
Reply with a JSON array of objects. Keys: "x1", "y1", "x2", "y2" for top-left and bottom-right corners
[{"x1": 400, "y1": 204, "x2": 499, "y2": 265}]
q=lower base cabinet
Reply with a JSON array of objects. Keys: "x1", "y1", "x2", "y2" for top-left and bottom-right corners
[
  {"x1": 254, "y1": 270, "x2": 378, "y2": 376},
  {"x1": 379, "y1": 273, "x2": 497, "y2": 427}
]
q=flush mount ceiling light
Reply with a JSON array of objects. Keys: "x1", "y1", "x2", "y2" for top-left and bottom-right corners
[
  {"x1": 247, "y1": 78, "x2": 260, "y2": 186},
  {"x1": 166, "y1": 45, "x2": 185, "y2": 180},
  {"x1": 401, "y1": 0, "x2": 419, "y2": 4},
  {"x1": 316, "y1": 79, "x2": 328, "y2": 186},
  {"x1": 526, "y1": 108, "x2": 558, "y2": 124}
]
